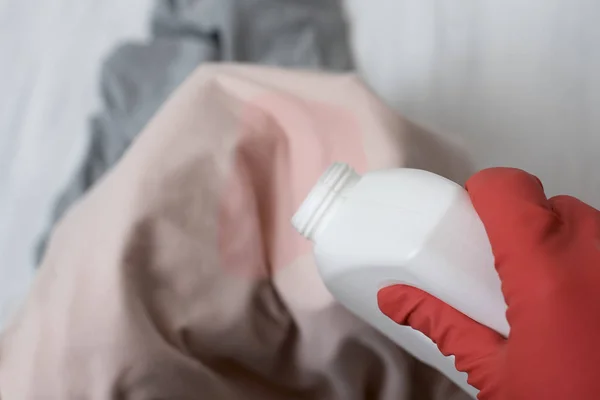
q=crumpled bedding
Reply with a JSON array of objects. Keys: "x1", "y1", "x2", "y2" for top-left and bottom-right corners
[
  {"x1": 36, "y1": 0, "x2": 354, "y2": 262},
  {"x1": 0, "y1": 64, "x2": 471, "y2": 399}
]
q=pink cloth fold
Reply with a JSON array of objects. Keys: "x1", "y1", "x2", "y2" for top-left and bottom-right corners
[{"x1": 0, "y1": 64, "x2": 470, "y2": 400}]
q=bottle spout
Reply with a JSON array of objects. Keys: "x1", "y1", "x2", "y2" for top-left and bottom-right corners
[{"x1": 291, "y1": 162, "x2": 361, "y2": 241}]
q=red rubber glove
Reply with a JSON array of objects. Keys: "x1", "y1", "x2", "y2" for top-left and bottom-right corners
[{"x1": 378, "y1": 168, "x2": 600, "y2": 400}]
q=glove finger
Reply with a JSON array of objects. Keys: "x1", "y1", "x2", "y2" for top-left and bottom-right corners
[{"x1": 378, "y1": 284, "x2": 504, "y2": 396}]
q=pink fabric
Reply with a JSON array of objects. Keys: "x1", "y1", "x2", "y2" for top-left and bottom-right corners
[{"x1": 0, "y1": 64, "x2": 470, "y2": 399}]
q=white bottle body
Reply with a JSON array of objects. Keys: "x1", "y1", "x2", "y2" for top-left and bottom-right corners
[{"x1": 292, "y1": 164, "x2": 508, "y2": 397}]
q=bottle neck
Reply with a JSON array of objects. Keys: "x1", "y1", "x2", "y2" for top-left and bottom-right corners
[{"x1": 292, "y1": 163, "x2": 361, "y2": 241}]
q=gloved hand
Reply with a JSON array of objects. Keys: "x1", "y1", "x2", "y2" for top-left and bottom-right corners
[{"x1": 377, "y1": 168, "x2": 600, "y2": 400}]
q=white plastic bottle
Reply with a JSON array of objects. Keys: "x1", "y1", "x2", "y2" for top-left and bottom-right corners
[{"x1": 291, "y1": 163, "x2": 509, "y2": 397}]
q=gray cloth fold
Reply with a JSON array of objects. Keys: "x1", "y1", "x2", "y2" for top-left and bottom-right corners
[{"x1": 37, "y1": 0, "x2": 354, "y2": 261}]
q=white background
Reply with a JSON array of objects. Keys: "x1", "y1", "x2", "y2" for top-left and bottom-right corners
[
  {"x1": 348, "y1": 0, "x2": 600, "y2": 205},
  {"x1": 0, "y1": 0, "x2": 152, "y2": 327}
]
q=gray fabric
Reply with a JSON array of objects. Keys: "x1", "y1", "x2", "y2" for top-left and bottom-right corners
[{"x1": 37, "y1": 0, "x2": 353, "y2": 261}]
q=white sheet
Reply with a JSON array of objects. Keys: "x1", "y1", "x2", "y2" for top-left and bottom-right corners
[
  {"x1": 0, "y1": 0, "x2": 152, "y2": 327},
  {"x1": 348, "y1": 0, "x2": 600, "y2": 206}
]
